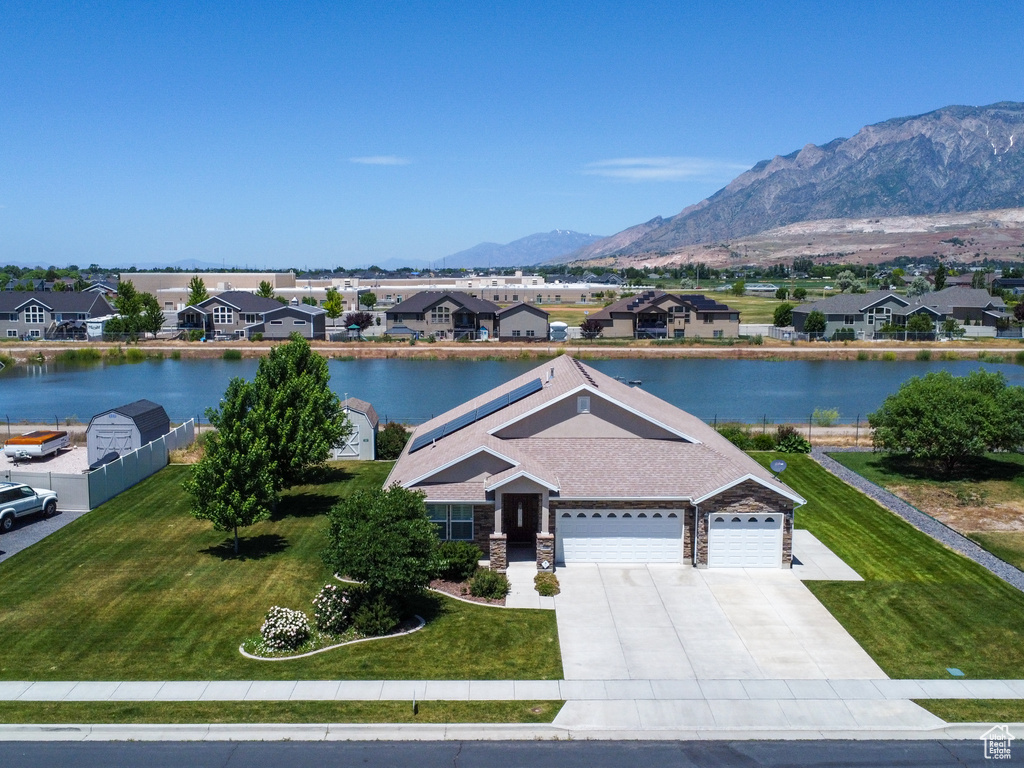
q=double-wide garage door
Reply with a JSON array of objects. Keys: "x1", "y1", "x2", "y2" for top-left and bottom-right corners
[
  {"x1": 707, "y1": 514, "x2": 782, "y2": 568},
  {"x1": 556, "y1": 510, "x2": 683, "y2": 563}
]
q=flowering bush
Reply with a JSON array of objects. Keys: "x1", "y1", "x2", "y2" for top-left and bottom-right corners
[
  {"x1": 260, "y1": 605, "x2": 311, "y2": 651},
  {"x1": 312, "y1": 583, "x2": 355, "y2": 635}
]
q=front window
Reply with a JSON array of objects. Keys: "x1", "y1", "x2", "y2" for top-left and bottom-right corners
[
  {"x1": 244, "y1": 313, "x2": 259, "y2": 324},
  {"x1": 844, "y1": 315, "x2": 856, "y2": 325},
  {"x1": 713, "y1": 330, "x2": 724, "y2": 338},
  {"x1": 512, "y1": 294, "x2": 518, "y2": 302},
  {"x1": 293, "y1": 320, "x2": 306, "y2": 325},
  {"x1": 6, "y1": 330, "x2": 16, "y2": 337},
  {"x1": 493, "y1": 294, "x2": 500, "y2": 301},
  {"x1": 703, "y1": 314, "x2": 713, "y2": 324},
  {"x1": 8, "y1": 314, "x2": 16, "y2": 321},
  {"x1": 29, "y1": 329, "x2": 40, "y2": 337},
  {"x1": 511, "y1": 329, "x2": 521, "y2": 337},
  {"x1": 554, "y1": 295, "x2": 561, "y2": 303},
  {"x1": 430, "y1": 306, "x2": 451, "y2": 324},
  {"x1": 25, "y1": 306, "x2": 45, "y2": 324},
  {"x1": 427, "y1": 504, "x2": 474, "y2": 541},
  {"x1": 213, "y1": 306, "x2": 233, "y2": 324},
  {"x1": 525, "y1": 329, "x2": 535, "y2": 337}
]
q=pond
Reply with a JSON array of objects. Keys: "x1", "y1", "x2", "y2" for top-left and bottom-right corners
[{"x1": 3, "y1": 356, "x2": 1022, "y2": 427}]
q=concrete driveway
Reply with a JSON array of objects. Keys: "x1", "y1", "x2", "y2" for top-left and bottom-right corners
[{"x1": 554, "y1": 564, "x2": 885, "y2": 681}]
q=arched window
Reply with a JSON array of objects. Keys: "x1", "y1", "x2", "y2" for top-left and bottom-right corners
[
  {"x1": 637, "y1": 513, "x2": 647, "y2": 518},
  {"x1": 592, "y1": 513, "x2": 602, "y2": 518},
  {"x1": 748, "y1": 517, "x2": 758, "y2": 523},
  {"x1": 622, "y1": 513, "x2": 632, "y2": 518},
  {"x1": 607, "y1": 513, "x2": 617, "y2": 518},
  {"x1": 668, "y1": 513, "x2": 678, "y2": 518},
  {"x1": 731, "y1": 517, "x2": 741, "y2": 522},
  {"x1": 577, "y1": 513, "x2": 587, "y2": 518},
  {"x1": 561, "y1": 513, "x2": 570, "y2": 518},
  {"x1": 653, "y1": 513, "x2": 663, "y2": 518},
  {"x1": 765, "y1": 517, "x2": 775, "y2": 523}
]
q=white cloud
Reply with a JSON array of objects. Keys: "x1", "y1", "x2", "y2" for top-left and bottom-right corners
[
  {"x1": 349, "y1": 155, "x2": 411, "y2": 166},
  {"x1": 583, "y1": 156, "x2": 749, "y2": 182}
]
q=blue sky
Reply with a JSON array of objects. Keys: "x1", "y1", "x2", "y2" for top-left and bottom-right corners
[{"x1": 2, "y1": 1, "x2": 1021, "y2": 269}]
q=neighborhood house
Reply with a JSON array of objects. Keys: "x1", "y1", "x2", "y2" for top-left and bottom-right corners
[
  {"x1": 0, "y1": 291, "x2": 115, "y2": 340},
  {"x1": 386, "y1": 355, "x2": 804, "y2": 573},
  {"x1": 587, "y1": 291, "x2": 740, "y2": 339}
]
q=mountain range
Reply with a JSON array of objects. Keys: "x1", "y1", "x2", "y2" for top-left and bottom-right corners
[
  {"x1": 441, "y1": 230, "x2": 604, "y2": 268},
  {"x1": 564, "y1": 102, "x2": 1024, "y2": 264}
]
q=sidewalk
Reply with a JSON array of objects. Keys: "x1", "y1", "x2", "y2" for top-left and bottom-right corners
[{"x1": 3, "y1": 677, "x2": 1023, "y2": 702}]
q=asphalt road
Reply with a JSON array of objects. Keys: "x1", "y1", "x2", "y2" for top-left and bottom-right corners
[{"x1": 0, "y1": 740, "x2": 1009, "y2": 767}]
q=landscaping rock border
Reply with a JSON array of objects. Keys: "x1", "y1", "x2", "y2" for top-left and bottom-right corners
[
  {"x1": 239, "y1": 615, "x2": 426, "y2": 662},
  {"x1": 811, "y1": 446, "x2": 1024, "y2": 593}
]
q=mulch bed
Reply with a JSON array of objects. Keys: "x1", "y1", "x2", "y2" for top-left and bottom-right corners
[{"x1": 429, "y1": 578, "x2": 505, "y2": 606}]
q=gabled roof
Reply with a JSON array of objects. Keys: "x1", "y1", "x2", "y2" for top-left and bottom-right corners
[
  {"x1": 386, "y1": 291, "x2": 500, "y2": 315},
  {"x1": 0, "y1": 291, "x2": 113, "y2": 315},
  {"x1": 589, "y1": 291, "x2": 734, "y2": 321},
  {"x1": 386, "y1": 355, "x2": 803, "y2": 506},
  {"x1": 264, "y1": 303, "x2": 326, "y2": 318},
  {"x1": 196, "y1": 291, "x2": 284, "y2": 313},
  {"x1": 497, "y1": 301, "x2": 549, "y2": 318},
  {"x1": 343, "y1": 397, "x2": 379, "y2": 428},
  {"x1": 793, "y1": 290, "x2": 908, "y2": 315}
]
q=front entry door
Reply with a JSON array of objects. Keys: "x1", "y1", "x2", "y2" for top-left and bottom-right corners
[{"x1": 503, "y1": 494, "x2": 539, "y2": 544}]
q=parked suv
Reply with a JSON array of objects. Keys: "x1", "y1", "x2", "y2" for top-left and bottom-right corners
[{"x1": 0, "y1": 482, "x2": 58, "y2": 533}]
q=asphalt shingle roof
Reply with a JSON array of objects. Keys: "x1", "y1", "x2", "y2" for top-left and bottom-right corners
[
  {"x1": 0, "y1": 291, "x2": 113, "y2": 315},
  {"x1": 387, "y1": 291, "x2": 500, "y2": 315}
]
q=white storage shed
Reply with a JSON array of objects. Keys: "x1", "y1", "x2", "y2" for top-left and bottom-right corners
[
  {"x1": 86, "y1": 400, "x2": 171, "y2": 465},
  {"x1": 332, "y1": 397, "x2": 379, "y2": 461}
]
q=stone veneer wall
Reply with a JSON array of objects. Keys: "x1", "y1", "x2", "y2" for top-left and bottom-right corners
[
  {"x1": 696, "y1": 480, "x2": 794, "y2": 568},
  {"x1": 489, "y1": 534, "x2": 507, "y2": 572},
  {"x1": 550, "y1": 499, "x2": 696, "y2": 565},
  {"x1": 472, "y1": 504, "x2": 495, "y2": 554}
]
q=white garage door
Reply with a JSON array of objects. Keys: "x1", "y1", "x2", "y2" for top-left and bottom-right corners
[
  {"x1": 708, "y1": 514, "x2": 782, "y2": 568},
  {"x1": 556, "y1": 510, "x2": 683, "y2": 563}
]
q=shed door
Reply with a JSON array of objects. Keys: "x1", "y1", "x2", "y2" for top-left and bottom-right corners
[
  {"x1": 334, "y1": 424, "x2": 361, "y2": 458},
  {"x1": 708, "y1": 514, "x2": 782, "y2": 568},
  {"x1": 95, "y1": 429, "x2": 134, "y2": 455},
  {"x1": 556, "y1": 511, "x2": 683, "y2": 563}
]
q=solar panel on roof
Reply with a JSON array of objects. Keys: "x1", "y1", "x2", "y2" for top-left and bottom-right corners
[{"x1": 407, "y1": 378, "x2": 543, "y2": 453}]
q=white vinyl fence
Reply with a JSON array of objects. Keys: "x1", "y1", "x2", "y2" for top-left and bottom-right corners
[{"x1": 1, "y1": 420, "x2": 195, "y2": 512}]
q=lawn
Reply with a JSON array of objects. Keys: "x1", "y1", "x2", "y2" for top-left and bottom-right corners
[
  {"x1": 914, "y1": 699, "x2": 1024, "y2": 724},
  {"x1": 0, "y1": 700, "x2": 562, "y2": 725},
  {"x1": 830, "y1": 451, "x2": 1024, "y2": 570},
  {"x1": 0, "y1": 462, "x2": 561, "y2": 681},
  {"x1": 753, "y1": 453, "x2": 1024, "y2": 679}
]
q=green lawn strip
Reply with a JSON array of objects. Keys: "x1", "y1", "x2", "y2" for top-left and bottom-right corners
[
  {"x1": 968, "y1": 532, "x2": 1024, "y2": 571},
  {"x1": 753, "y1": 453, "x2": 1024, "y2": 679},
  {"x1": 0, "y1": 700, "x2": 562, "y2": 725},
  {"x1": 913, "y1": 699, "x2": 1024, "y2": 724},
  {"x1": 0, "y1": 462, "x2": 561, "y2": 681}
]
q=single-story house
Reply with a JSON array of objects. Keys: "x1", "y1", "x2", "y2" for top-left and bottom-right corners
[
  {"x1": 0, "y1": 291, "x2": 115, "y2": 340},
  {"x1": 86, "y1": 399, "x2": 171, "y2": 465},
  {"x1": 497, "y1": 302, "x2": 550, "y2": 340},
  {"x1": 792, "y1": 287, "x2": 1007, "y2": 338},
  {"x1": 386, "y1": 355, "x2": 804, "y2": 573},
  {"x1": 587, "y1": 291, "x2": 740, "y2": 339},
  {"x1": 245, "y1": 303, "x2": 327, "y2": 340},
  {"x1": 332, "y1": 397, "x2": 379, "y2": 460}
]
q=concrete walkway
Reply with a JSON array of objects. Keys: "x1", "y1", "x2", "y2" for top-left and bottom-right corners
[{"x1": 4, "y1": 677, "x2": 1024, "y2": 702}]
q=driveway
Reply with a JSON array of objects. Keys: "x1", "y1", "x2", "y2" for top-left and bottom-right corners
[{"x1": 554, "y1": 565, "x2": 885, "y2": 681}]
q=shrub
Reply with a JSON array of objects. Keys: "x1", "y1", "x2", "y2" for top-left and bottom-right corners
[
  {"x1": 831, "y1": 328, "x2": 855, "y2": 342},
  {"x1": 534, "y1": 572, "x2": 560, "y2": 596},
  {"x1": 376, "y1": 422, "x2": 411, "y2": 460},
  {"x1": 351, "y1": 592, "x2": 400, "y2": 636},
  {"x1": 250, "y1": 332, "x2": 264, "y2": 342},
  {"x1": 750, "y1": 334, "x2": 764, "y2": 346},
  {"x1": 223, "y1": 349, "x2": 242, "y2": 361},
  {"x1": 812, "y1": 407, "x2": 839, "y2": 427},
  {"x1": 188, "y1": 329, "x2": 204, "y2": 342},
  {"x1": 171, "y1": 350, "x2": 182, "y2": 360},
  {"x1": 260, "y1": 606, "x2": 311, "y2": 651},
  {"x1": 125, "y1": 348, "x2": 147, "y2": 362},
  {"x1": 56, "y1": 348, "x2": 102, "y2": 363},
  {"x1": 426, "y1": 335, "x2": 437, "y2": 344},
  {"x1": 470, "y1": 569, "x2": 510, "y2": 599},
  {"x1": 750, "y1": 432, "x2": 777, "y2": 451},
  {"x1": 916, "y1": 349, "x2": 932, "y2": 361},
  {"x1": 792, "y1": 287, "x2": 807, "y2": 301},
  {"x1": 312, "y1": 583, "x2": 355, "y2": 635},
  {"x1": 856, "y1": 351, "x2": 869, "y2": 361},
  {"x1": 436, "y1": 541, "x2": 482, "y2": 582},
  {"x1": 776, "y1": 425, "x2": 811, "y2": 453},
  {"x1": 882, "y1": 351, "x2": 897, "y2": 361},
  {"x1": 1016, "y1": 350, "x2": 1024, "y2": 365},
  {"x1": 717, "y1": 424, "x2": 752, "y2": 450}
]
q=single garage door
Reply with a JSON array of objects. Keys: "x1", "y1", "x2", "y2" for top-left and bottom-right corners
[
  {"x1": 556, "y1": 510, "x2": 683, "y2": 563},
  {"x1": 707, "y1": 514, "x2": 782, "y2": 568}
]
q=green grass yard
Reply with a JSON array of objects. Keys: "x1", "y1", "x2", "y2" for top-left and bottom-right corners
[
  {"x1": 829, "y1": 451, "x2": 1024, "y2": 572},
  {"x1": 0, "y1": 462, "x2": 561, "y2": 682},
  {"x1": 0, "y1": 700, "x2": 562, "y2": 725},
  {"x1": 914, "y1": 699, "x2": 1024, "y2": 724},
  {"x1": 754, "y1": 453, "x2": 1024, "y2": 679}
]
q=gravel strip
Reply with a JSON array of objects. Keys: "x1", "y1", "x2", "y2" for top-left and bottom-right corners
[{"x1": 810, "y1": 446, "x2": 1024, "y2": 593}]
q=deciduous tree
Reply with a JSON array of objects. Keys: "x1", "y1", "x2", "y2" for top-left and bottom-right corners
[
  {"x1": 344, "y1": 311, "x2": 374, "y2": 332},
  {"x1": 579, "y1": 318, "x2": 603, "y2": 339},
  {"x1": 184, "y1": 378, "x2": 277, "y2": 555},
  {"x1": 256, "y1": 280, "x2": 275, "y2": 299},
  {"x1": 773, "y1": 303, "x2": 794, "y2": 327},
  {"x1": 359, "y1": 292, "x2": 377, "y2": 310},
  {"x1": 803, "y1": 310, "x2": 826, "y2": 335},
  {"x1": 869, "y1": 370, "x2": 1024, "y2": 477},
  {"x1": 186, "y1": 276, "x2": 209, "y2": 306}
]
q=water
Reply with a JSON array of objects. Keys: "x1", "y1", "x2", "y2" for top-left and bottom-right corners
[{"x1": 2, "y1": 356, "x2": 1022, "y2": 425}]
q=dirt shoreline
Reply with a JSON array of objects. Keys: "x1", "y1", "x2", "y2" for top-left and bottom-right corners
[{"x1": 1, "y1": 338, "x2": 1022, "y2": 363}]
